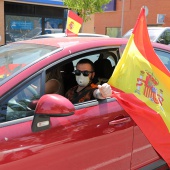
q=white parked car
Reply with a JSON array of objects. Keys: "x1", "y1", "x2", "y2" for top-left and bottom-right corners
[{"x1": 123, "y1": 27, "x2": 170, "y2": 45}]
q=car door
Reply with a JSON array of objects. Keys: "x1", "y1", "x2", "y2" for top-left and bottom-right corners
[
  {"x1": 0, "y1": 48, "x2": 134, "y2": 170},
  {"x1": 0, "y1": 100, "x2": 134, "y2": 170}
]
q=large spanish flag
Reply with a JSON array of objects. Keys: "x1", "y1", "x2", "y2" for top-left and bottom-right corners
[
  {"x1": 108, "y1": 7, "x2": 170, "y2": 166},
  {"x1": 65, "y1": 10, "x2": 83, "y2": 36}
]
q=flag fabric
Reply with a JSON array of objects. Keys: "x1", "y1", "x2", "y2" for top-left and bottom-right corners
[
  {"x1": 108, "y1": 7, "x2": 170, "y2": 167},
  {"x1": 65, "y1": 10, "x2": 83, "y2": 36}
]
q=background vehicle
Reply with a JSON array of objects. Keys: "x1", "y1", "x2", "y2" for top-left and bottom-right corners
[
  {"x1": 123, "y1": 27, "x2": 170, "y2": 45},
  {"x1": 15, "y1": 27, "x2": 63, "y2": 41},
  {"x1": 0, "y1": 37, "x2": 169, "y2": 169}
]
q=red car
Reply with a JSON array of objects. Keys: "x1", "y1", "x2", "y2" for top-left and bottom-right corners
[{"x1": 0, "y1": 37, "x2": 169, "y2": 170}]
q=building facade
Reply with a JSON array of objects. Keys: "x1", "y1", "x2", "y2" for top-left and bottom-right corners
[
  {"x1": 0, "y1": 0, "x2": 68, "y2": 45},
  {"x1": 0, "y1": 0, "x2": 169, "y2": 45},
  {"x1": 0, "y1": 0, "x2": 96, "y2": 45},
  {"x1": 94, "y1": 0, "x2": 170, "y2": 37}
]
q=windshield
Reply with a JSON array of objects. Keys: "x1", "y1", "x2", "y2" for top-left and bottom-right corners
[
  {"x1": 148, "y1": 29, "x2": 164, "y2": 41},
  {"x1": 0, "y1": 43, "x2": 57, "y2": 82},
  {"x1": 123, "y1": 29, "x2": 163, "y2": 41}
]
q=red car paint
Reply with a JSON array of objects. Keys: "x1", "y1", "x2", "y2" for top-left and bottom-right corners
[{"x1": 0, "y1": 37, "x2": 169, "y2": 170}]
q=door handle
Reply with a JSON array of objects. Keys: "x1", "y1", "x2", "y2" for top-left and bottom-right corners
[{"x1": 109, "y1": 117, "x2": 131, "y2": 126}]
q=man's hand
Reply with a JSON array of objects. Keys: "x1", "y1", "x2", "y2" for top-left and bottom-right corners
[
  {"x1": 98, "y1": 83, "x2": 112, "y2": 98},
  {"x1": 94, "y1": 83, "x2": 112, "y2": 99}
]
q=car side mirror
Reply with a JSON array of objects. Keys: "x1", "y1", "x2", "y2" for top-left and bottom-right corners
[{"x1": 31, "y1": 94, "x2": 75, "y2": 132}]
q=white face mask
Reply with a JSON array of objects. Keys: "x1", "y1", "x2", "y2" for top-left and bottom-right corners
[{"x1": 76, "y1": 74, "x2": 90, "y2": 87}]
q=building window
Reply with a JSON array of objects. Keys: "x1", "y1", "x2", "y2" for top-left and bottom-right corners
[
  {"x1": 106, "y1": 27, "x2": 121, "y2": 38},
  {"x1": 5, "y1": 15, "x2": 42, "y2": 42},
  {"x1": 5, "y1": 15, "x2": 65, "y2": 43},
  {"x1": 4, "y1": 2, "x2": 67, "y2": 44}
]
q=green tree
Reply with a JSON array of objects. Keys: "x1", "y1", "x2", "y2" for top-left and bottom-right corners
[{"x1": 64, "y1": 0, "x2": 111, "y2": 22}]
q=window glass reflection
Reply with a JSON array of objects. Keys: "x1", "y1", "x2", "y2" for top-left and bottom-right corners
[
  {"x1": 0, "y1": 76, "x2": 42, "y2": 123},
  {"x1": 5, "y1": 15, "x2": 42, "y2": 42},
  {"x1": 44, "y1": 18, "x2": 63, "y2": 33}
]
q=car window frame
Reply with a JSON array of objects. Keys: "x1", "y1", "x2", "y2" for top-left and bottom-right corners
[{"x1": 0, "y1": 72, "x2": 45, "y2": 127}]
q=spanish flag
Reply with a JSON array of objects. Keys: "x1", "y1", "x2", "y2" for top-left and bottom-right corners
[
  {"x1": 65, "y1": 10, "x2": 83, "y2": 36},
  {"x1": 108, "y1": 7, "x2": 170, "y2": 167},
  {"x1": 0, "y1": 64, "x2": 25, "y2": 78}
]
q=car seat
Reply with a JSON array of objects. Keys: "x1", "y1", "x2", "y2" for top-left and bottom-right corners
[
  {"x1": 62, "y1": 62, "x2": 77, "y2": 93},
  {"x1": 94, "y1": 55, "x2": 114, "y2": 85}
]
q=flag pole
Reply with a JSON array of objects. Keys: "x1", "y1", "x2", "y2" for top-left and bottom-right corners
[
  {"x1": 120, "y1": 0, "x2": 125, "y2": 37},
  {"x1": 65, "y1": 10, "x2": 69, "y2": 37}
]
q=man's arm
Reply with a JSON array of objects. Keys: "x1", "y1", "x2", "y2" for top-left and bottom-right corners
[{"x1": 45, "y1": 79, "x2": 60, "y2": 94}]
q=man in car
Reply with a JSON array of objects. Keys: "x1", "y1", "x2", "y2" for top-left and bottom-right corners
[{"x1": 65, "y1": 59, "x2": 112, "y2": 104}]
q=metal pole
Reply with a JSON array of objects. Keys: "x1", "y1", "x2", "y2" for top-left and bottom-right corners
[{"x1": 121, "y1": 0, "x2": 125, "y2": 37}]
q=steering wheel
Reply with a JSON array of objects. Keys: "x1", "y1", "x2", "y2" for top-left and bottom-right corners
[{"x1": 6, "y1": 85, "x2": 40, "y2": 121}]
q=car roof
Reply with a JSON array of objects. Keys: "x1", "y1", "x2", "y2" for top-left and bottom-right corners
[
  {"x1": 15, "y1": 36, "x2": 170, "y2": 52},
  {"x1": 19, "y1": 37, "x2": 124, "y2": 49},
  {"x1": 152, "y1": 42, "x2": 170, "y2": 50},
  {"x1": 127, "y1": 27, "x2": 170, "y2": 31},
  {"x1": 32, "y1": 33, "x2": 110, "y2": 39},
  {"x1": 147, "y1": 27, "x2": 170, "y2": 30},
  {"x1": 123, "y1": 27, "x2": 170, "y2": 43}
]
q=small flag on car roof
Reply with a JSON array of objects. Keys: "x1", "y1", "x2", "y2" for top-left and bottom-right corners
[
  {"x1": 108, "y1": 7, "x2": 170, "y2": 167},
  {"x1": 65, "y1": 10, "x2": 83, "y2": 37}
]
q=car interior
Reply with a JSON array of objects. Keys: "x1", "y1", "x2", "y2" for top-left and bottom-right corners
[
  {"x1": 93, "y1": 52, "x2": 117, "y2": 85},
  {"x1": 46, "y1": 50, "x2": 118, "y2": 95}
]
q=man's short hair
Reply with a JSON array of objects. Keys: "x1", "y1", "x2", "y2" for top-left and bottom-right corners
[{"x1": 76, "y1": 59, "x2": 95, "y2": 71}]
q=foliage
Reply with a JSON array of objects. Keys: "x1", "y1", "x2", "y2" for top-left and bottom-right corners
[{"x1": 63, "y1": 0, "x2": 111, "y2": 22}]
